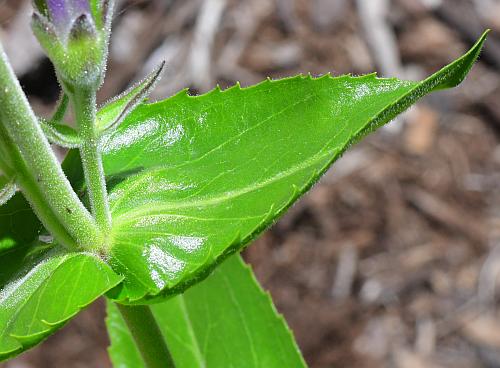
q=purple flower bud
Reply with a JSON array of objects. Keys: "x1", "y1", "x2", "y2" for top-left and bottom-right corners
[
  {"x1": 31, "y1": 0, "x2": 115, "y2": 88},
  {"x1": 45, "y1": 0, "x2": 91, "y2": 37}
]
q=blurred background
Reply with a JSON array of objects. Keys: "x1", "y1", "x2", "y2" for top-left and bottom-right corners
[{"x1": 1, "y1": 0, "x2": 500, "y2": 367}]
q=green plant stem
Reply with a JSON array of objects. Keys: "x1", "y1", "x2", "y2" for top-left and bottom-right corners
[
  {"x1": 0, "y1": 43, "x2": 102, "y2": 250},
  {"x1": 0, "y1": 125, "x2": 79, "y2": 248},
  {"x1": 0, "y1": 132, "x2": 13, "y2": 175},
  {"x1": 71, "y1": 88, "x2": 112, "y2": 236},
  {"x1": 116, "y1": 304, "x2": 176, "y2": 368}
]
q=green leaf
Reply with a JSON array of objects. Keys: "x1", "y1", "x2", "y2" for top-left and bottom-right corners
[
  {"x1": 0, "y1": 175, "x2": 16, "y2": 207},
  {"x1": 40, "y1": 120, "x2": 82, "y2": 148},
  {"x1": 101, "y1": 32, "x2": 487, "y2": 303},
  {"x1": 97, "y1": 62, "x2": 165, "y2": 134},
  {"x1": 0, "y1": 194, "x2": 40, "y2": 257},
  {"x1": 107, "y1": 303, "x2": 145, "y2": 368},
  {"x1": 0, "y1": 194, "x2": 123, "y2": 361},
  {"x1": 107, "y1": 255, "x2": 306, "y2": 368},
  {"x1": 0, "y1": 249, "x2": 122, "y2": 361},
  {"x1": 50, "y1": 93, "x2": 69, "y2": 124}
]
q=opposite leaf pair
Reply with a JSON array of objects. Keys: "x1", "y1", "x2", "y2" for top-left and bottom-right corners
[{"x1": 40, "y1": 61, "x2": 166, "y2": 149}]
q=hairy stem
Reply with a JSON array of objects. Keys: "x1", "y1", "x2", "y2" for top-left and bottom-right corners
[
  {"x1": 0, "y1": 125, "x2": 78, "y2": 247},
  {"x1": 116, "y1": 304, "x2": 176, "y2": 368},
  {"x1": 0, "y1": 44, "x2": 102, "y2": 250},
  {"x1": 71, "y1": 88, "x2": 112, "y2": 236}
]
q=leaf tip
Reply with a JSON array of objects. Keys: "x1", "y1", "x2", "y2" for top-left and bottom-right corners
[{"x1": 428, "y1": 29, "x2": 489, "y2": 91}]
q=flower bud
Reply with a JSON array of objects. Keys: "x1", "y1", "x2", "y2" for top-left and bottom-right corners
[{"x1": 31, "y1": 0, "x2": 114, "y2": 90}]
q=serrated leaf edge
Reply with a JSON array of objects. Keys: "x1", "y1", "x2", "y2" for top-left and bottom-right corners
[{"x1": 110, "y1": 31, "x2": 487, "y2": 304}]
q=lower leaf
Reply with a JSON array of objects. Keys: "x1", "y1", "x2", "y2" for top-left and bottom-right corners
[
  {"x1": 0, "y1": 194, "x2": 123, "y2": 361},
  {"x1": 107, "y1": 255, "x2": 306, "y2": 368},
  {"x1": 0, "y1": 246, "x2": 122, "y2": 361}
]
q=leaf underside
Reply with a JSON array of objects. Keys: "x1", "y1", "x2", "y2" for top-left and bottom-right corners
[
  {"x1": 107, "y1": 255, "x2": 306, "y2": 368},
  {"x1": 0, "y1": 31, "x2": 488, "y2": 360}
]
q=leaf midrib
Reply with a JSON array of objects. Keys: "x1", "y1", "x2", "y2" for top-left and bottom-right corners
[
  {"x1": 108, "y1": 92, "x2": 318, "y2": 213},
  {"x1": 112, "y1": 148, "x2": 336, "y2": 225},
  {"x1": 110, "y1": 77, "x2": 424, "y2": 225}
]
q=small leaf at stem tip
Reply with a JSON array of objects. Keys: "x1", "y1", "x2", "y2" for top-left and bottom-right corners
[
  {"x1": 40, "y1": 119, "x2": 82, "y2": 148},
  {"x1": 51, "y1": 93, "x2": 69, "y2": 123},
  {"x1": 97, "y1": 61, "x2": 166, "y2": 134}
]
